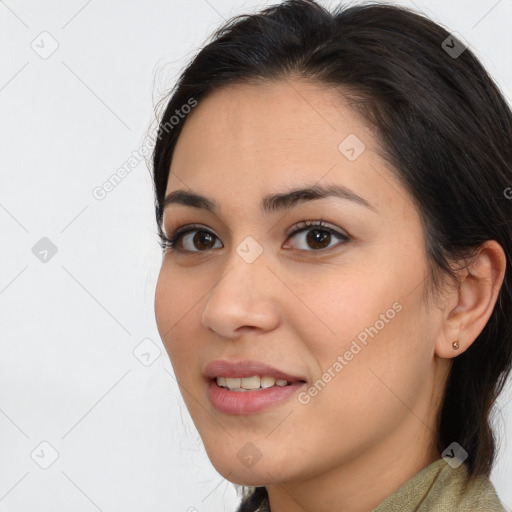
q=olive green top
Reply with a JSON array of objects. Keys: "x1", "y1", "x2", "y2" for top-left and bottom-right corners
[
  {"x1": 237, "y1": 457, "x2": 507, "y2": 511},
  {"x1": 372, "y1": 457, "x2": 506, "y2": 512}
]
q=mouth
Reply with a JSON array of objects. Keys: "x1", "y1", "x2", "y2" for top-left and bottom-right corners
[
  {"x1": 203, "y1": 359, "x2": 308, "y2": 414},
  {"x1": 213, "y1": 375, "x2": 306, "y2": 392}
]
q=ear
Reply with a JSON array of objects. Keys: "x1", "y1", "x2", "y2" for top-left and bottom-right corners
[{"x1": 435, "y1": 240, "x2": 507, "y2": 359}]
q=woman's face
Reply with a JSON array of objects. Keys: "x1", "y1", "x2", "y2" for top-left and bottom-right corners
[{"x1": 154, "y1": 79, "x2": 449, "y2": 486}]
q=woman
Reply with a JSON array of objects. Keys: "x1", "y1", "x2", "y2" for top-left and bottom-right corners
[{"x1": 152, "y1": 1, "x2": 512, "y2": 510}]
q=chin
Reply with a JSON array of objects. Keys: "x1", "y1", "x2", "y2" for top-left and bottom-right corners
[
  {"x1": 218, "y1": 467, "x2": 272, "y2": 487},
  {"x1": 206, "y1": 452, "x2": 279, "y2": 486}
]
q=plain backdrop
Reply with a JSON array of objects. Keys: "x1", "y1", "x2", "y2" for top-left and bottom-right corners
[{"x1": 1, "y1": 0, "x2": 511, "y2": 511}]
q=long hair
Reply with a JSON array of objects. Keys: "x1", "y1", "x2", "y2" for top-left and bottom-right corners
[{"x1": 151, "y1": 0, "x2": 512, "y2": 508}]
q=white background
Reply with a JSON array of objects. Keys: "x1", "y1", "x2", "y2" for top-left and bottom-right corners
[{"x1": 1, "y1": 0, "x2": 511, "y2": 511}]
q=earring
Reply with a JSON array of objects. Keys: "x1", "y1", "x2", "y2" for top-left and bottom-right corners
[{"x1": 452, "y1": 340, "x2": 460, "y2": 350}]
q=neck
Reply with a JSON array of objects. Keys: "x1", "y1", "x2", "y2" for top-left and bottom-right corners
[{"x1": 266, "y1": 416, "x2": 441, "y2": 512}]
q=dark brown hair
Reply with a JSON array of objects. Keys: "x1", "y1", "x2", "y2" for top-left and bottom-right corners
[{"x1": 151, "y1": 0, "x2": 512, "y2": 507}]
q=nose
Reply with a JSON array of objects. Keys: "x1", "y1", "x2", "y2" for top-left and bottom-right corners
[{"x1": 201, "y1": 247, "x2": 281, "y2": 339}]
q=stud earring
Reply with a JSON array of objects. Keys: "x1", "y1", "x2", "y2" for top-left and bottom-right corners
[{"x1": 452, "y1": 340, "x2": 460, "y2": 350}]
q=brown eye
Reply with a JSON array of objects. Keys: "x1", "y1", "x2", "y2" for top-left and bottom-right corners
[
  {"x1": 166, "y1": 226, "x2": 223, "y2": 252},
  {"x1": 286, "y1": 221, "x2": 349, "y2": 251},
  {"x1": 192, "y1": 231, "x2": 217, "y2": 250},
  {"x1": 162, "y1": 220, "x2": 349, "y2": 254},
  {"x1": 305, "y1": 229, "x2": 332, "y2": 249}
]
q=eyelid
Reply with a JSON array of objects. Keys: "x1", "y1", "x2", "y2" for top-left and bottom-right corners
[
  {"x1": 285, "y1": 219, "x2": 348, "y2": 238},
  {"x1": 171, "y1": 223, "x2": 217, "y2": 238}
]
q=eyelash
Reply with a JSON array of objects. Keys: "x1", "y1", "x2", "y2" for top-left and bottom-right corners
[{"x1": 159, "y1": 219, "x2": 350, "y2": 254}]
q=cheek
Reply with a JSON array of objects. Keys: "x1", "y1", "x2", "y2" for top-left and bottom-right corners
[
  {"x1": 284, "y1": 263, "x2": 402, "y2": 358},
  {"x1": 154, "y1": 264, "x2": 201, "y2": 369},
  {"x1": 293, "y1": 255, "x2": 430, "y2": 403}
]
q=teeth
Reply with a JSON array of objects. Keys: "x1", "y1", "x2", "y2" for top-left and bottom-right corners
[
  {"x1": 225, "y1": 377, "x2": 241, "y2": 389},
  {"x1": 216, "y1": 375, "x2": 291, "y2": 391},
  {"x1": 260, "y1": 376, "x2": 276, "y2": 389},
  {"x1": 240, "y1": 375, "x2": 261, "y2": 390}
]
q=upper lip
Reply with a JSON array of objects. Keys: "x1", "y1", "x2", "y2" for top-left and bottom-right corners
[{"x1": 204, "y1": 359, "x2": 307, "y2": 383}]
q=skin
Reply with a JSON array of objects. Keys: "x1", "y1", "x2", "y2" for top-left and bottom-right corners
[{"x1": 154, "y1": 78, "x2": 506, "y2": 512}]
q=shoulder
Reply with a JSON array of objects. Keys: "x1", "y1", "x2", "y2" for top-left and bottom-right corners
[{"x1": 374, "y1": 458, "x2": 506, "y2": 512}]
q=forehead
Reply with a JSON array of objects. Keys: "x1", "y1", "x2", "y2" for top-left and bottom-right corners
[
  {"x1": 170, "y1": 79, "x2": 375, "y2": 168},
  {"x1": 165, "y1": 79, "x2": 411, "y2": 221}
]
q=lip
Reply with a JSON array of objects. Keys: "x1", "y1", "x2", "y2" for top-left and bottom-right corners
[
  {"x1": 203, "y1": 359, "x2": 306, "y2": 382},
  {"x1": 203, "y1": 359, "x2": 307, "y2": 415}
]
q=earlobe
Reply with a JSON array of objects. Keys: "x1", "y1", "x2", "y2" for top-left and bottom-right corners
[
  {"x1": 434, "y1": 240, "x2": 506, "y2": 359},
  {"x1": 435, "y1": 336, "x2": 464, "y2": 359}
]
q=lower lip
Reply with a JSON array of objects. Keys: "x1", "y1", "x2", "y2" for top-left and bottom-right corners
[{"x1": 207, "y1": 379, "x2": 306, "y2": 414}]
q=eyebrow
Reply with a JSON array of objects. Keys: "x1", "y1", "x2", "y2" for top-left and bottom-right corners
[{"x1": 163, "y1": 183, "x2": 377, "y2": 215}]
